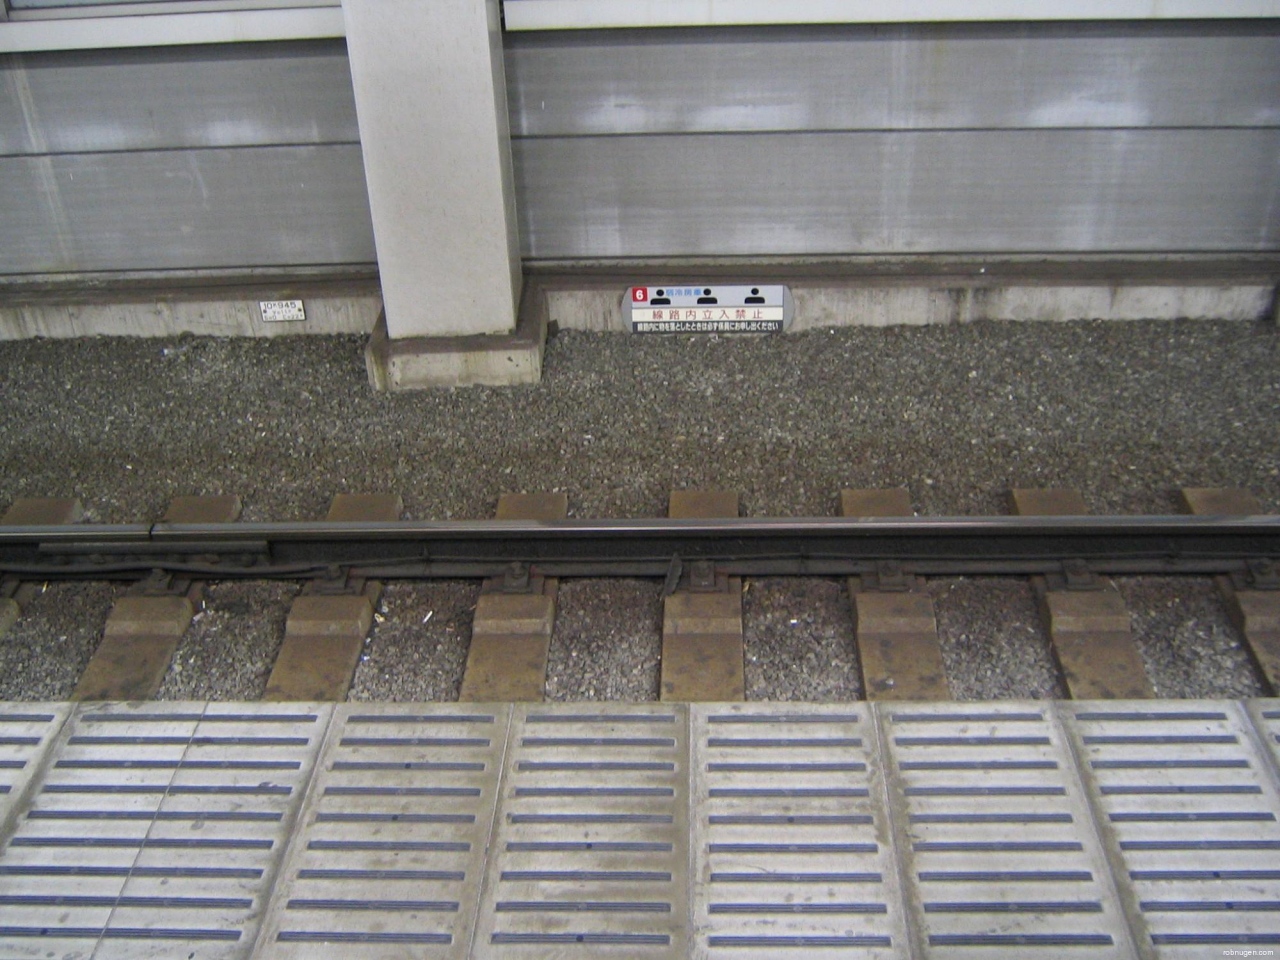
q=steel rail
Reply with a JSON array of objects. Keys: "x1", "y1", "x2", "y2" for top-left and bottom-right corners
[{"x1": 1, "y1": 515, "x2": 1278, "y2": 583}]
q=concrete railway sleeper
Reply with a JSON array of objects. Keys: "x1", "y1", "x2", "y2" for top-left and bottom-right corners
[{"x1": 1, "y1": 488, "x2": 1278, "y2": 705}]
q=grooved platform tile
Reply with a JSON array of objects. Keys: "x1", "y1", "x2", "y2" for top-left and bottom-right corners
[
  {"x1": 878, "y1": 702, "x2": 1139, "y2": 958},
  {"x1": 0, "y1": 704, "x2": 70, "y2": 831},
  {"x1": 691, "y1": 703, "x2": 908, "y2": 958},
  {"x1": 1249, "y1": 699, "x2": 1280, "y2": 773},
  {"x1": 4, "y1": 699, "x2": 1278, "y2": 959},
  {"x1": 257, "y1": 704, "x2": 510, "y2": 959},
  {"x1": 0, "y1": 702, "x2": 330, "y2": 960},
  {"x1": 1063, "y1": 701, "x2": 1280, "y2": 958},
  {"x1": 471, "y1": 703, "x2": 690, "y2": 958}
]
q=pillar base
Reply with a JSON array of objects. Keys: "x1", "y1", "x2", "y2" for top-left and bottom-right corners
[{"x1": 365, "y1": 283, "x2": 547, "y2": 390}]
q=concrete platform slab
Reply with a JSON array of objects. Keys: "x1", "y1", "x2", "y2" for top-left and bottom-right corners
[
  {"x1": 692, "y1": 703, "x2": 908, "y2": 956},
  {"x1": 258, "y1": 704, "x2": 508, "y2": 958},
  {"x1": 0, "y1": 701, "x2": 329, "y2": 960},
  {"x1": 880, "y1": 701, "x2": 1140, "y2": 957},
  {"x1": 1062, "y1": 701, "x2": 1280, "y2": 955},
  {"x1": 2, "y1": 699, "x2": 1280, "y2": 958},
  {"x1": 470, "y1": 704, "x2": 689, "y2": 957}
]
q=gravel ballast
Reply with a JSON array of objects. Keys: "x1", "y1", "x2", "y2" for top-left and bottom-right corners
[
  {"x1": 545, "y1": 580, "x2": 663, "y2": 701},
  {"x1": 743, "y1": 578, "x2": 862, "y2": 701},
  {"x1": 351, "y1": 581, "x2": 478, "y2": 701},
  {"x1": 0, "y1": 582, "x2": 121, "y2": 700},
  {"x1": 1, "y1": 319, "x2": 1277, "y2": 701},
  {"x1": 156, "y1": 581, "x2": 296, "y2": 701},
  {"x1": 930, "y1": 577, "x2": 1065, "y2": 701}
]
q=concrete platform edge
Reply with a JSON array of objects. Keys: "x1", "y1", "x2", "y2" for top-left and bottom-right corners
[
  {"x1": 4, "y1": 257, "x2": 1276, "y2": 341},
  {"x1": 548, "y1": 279, "x2": 1280, "y2": 332},
  {"x1": 0, "y1": 272, "x2": 383, "y2": 339}
]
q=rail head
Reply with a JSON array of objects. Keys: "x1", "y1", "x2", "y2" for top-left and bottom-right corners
[{"x1": 1, "y1": 514, "x2": 1278, "y2": 582}]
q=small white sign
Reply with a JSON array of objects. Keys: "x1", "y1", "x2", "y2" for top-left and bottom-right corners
[{"x1": 260, "y1": 299, "x2": 306, "y2": 323}]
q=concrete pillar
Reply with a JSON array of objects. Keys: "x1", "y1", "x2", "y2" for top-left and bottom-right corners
[{"x1": 342, "y1": 0, "x2": 522, "y2": 344}]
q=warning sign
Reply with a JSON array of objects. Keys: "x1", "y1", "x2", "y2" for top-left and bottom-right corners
[{"x1": 627, "y1": 285, "x2": 790, "y2": 334}]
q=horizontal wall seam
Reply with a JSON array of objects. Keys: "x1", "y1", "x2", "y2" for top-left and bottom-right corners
[
  {"x1": 0, "y1": 139, "x2": 362, "y2": 160},
  {"x1": 510, "y1": 124, "x2": 1280, "y2": 142}
]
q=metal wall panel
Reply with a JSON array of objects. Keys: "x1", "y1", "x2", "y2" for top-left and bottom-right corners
[
  {"x1": 0, "y1": 41, "x2": 357, "y2": 155},
  {"x1": 0, "y1": 59, "x2": 37, "y2": 156},
  {"x1": 503, "y1": 0, "x2": 1280, "y2": 30},
  {"x1": 514, "y1": 129, "x2": 1280, "y2": 258},
  {"x1": 506, "y1": 23, "x2": 1280, "y2": 137},
  {"x1": 2, "y1": 23, "x2": 1280, "y2": 276},
  {"x1": 0, "y1": 145, "x2": 375, "y2": 273}
]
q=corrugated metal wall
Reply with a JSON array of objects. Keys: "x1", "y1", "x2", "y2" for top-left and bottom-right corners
[
  {"x1": 0, "y1": 40, "x2": 373, "y2": 274},
  {"x1": 1, "y1": 22, "x2": 1278, "y2": 276},
  {"x1": 508, "y1": 21, "x2": 1280, "y2": 259}
]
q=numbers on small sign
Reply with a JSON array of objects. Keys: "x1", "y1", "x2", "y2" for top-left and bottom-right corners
[{"x1": 260, "y1": 300, "x2": 306, "y2": 323}]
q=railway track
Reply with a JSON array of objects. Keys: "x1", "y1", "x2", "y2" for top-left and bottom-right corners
[
  {"x1": 2, "y1": 489, "x2": 1280, "y2": 957},
  {"x1": 1, "y1": 487, "x2": 1277, "y2": 705}
]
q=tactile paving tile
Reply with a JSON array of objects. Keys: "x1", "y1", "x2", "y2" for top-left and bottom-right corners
[
  {"x1": 471, "y1": 703, "x2": 689, "y2": 958},
  {"x1": 256, "y1": 704, "x2": 510, "y2": 959},
  {"x1": 0, "y1": 703, "x2": 70, "y2": 827},
  {"x1": 1063, "y1": 701, "x2": 1280, "y2": 958},
  {"x1": 0, "y1": 701, "x2": 329, "y2": 960},
  {"x1": 691, "y1": 703, "x2": 908, "y2": 957},
  {"x1": 878, "y1": 701, "x2": 1139, "y2": 958},
  {"x1": 1249, "y1": 699, "x2": 1280, "y2": 778}
]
